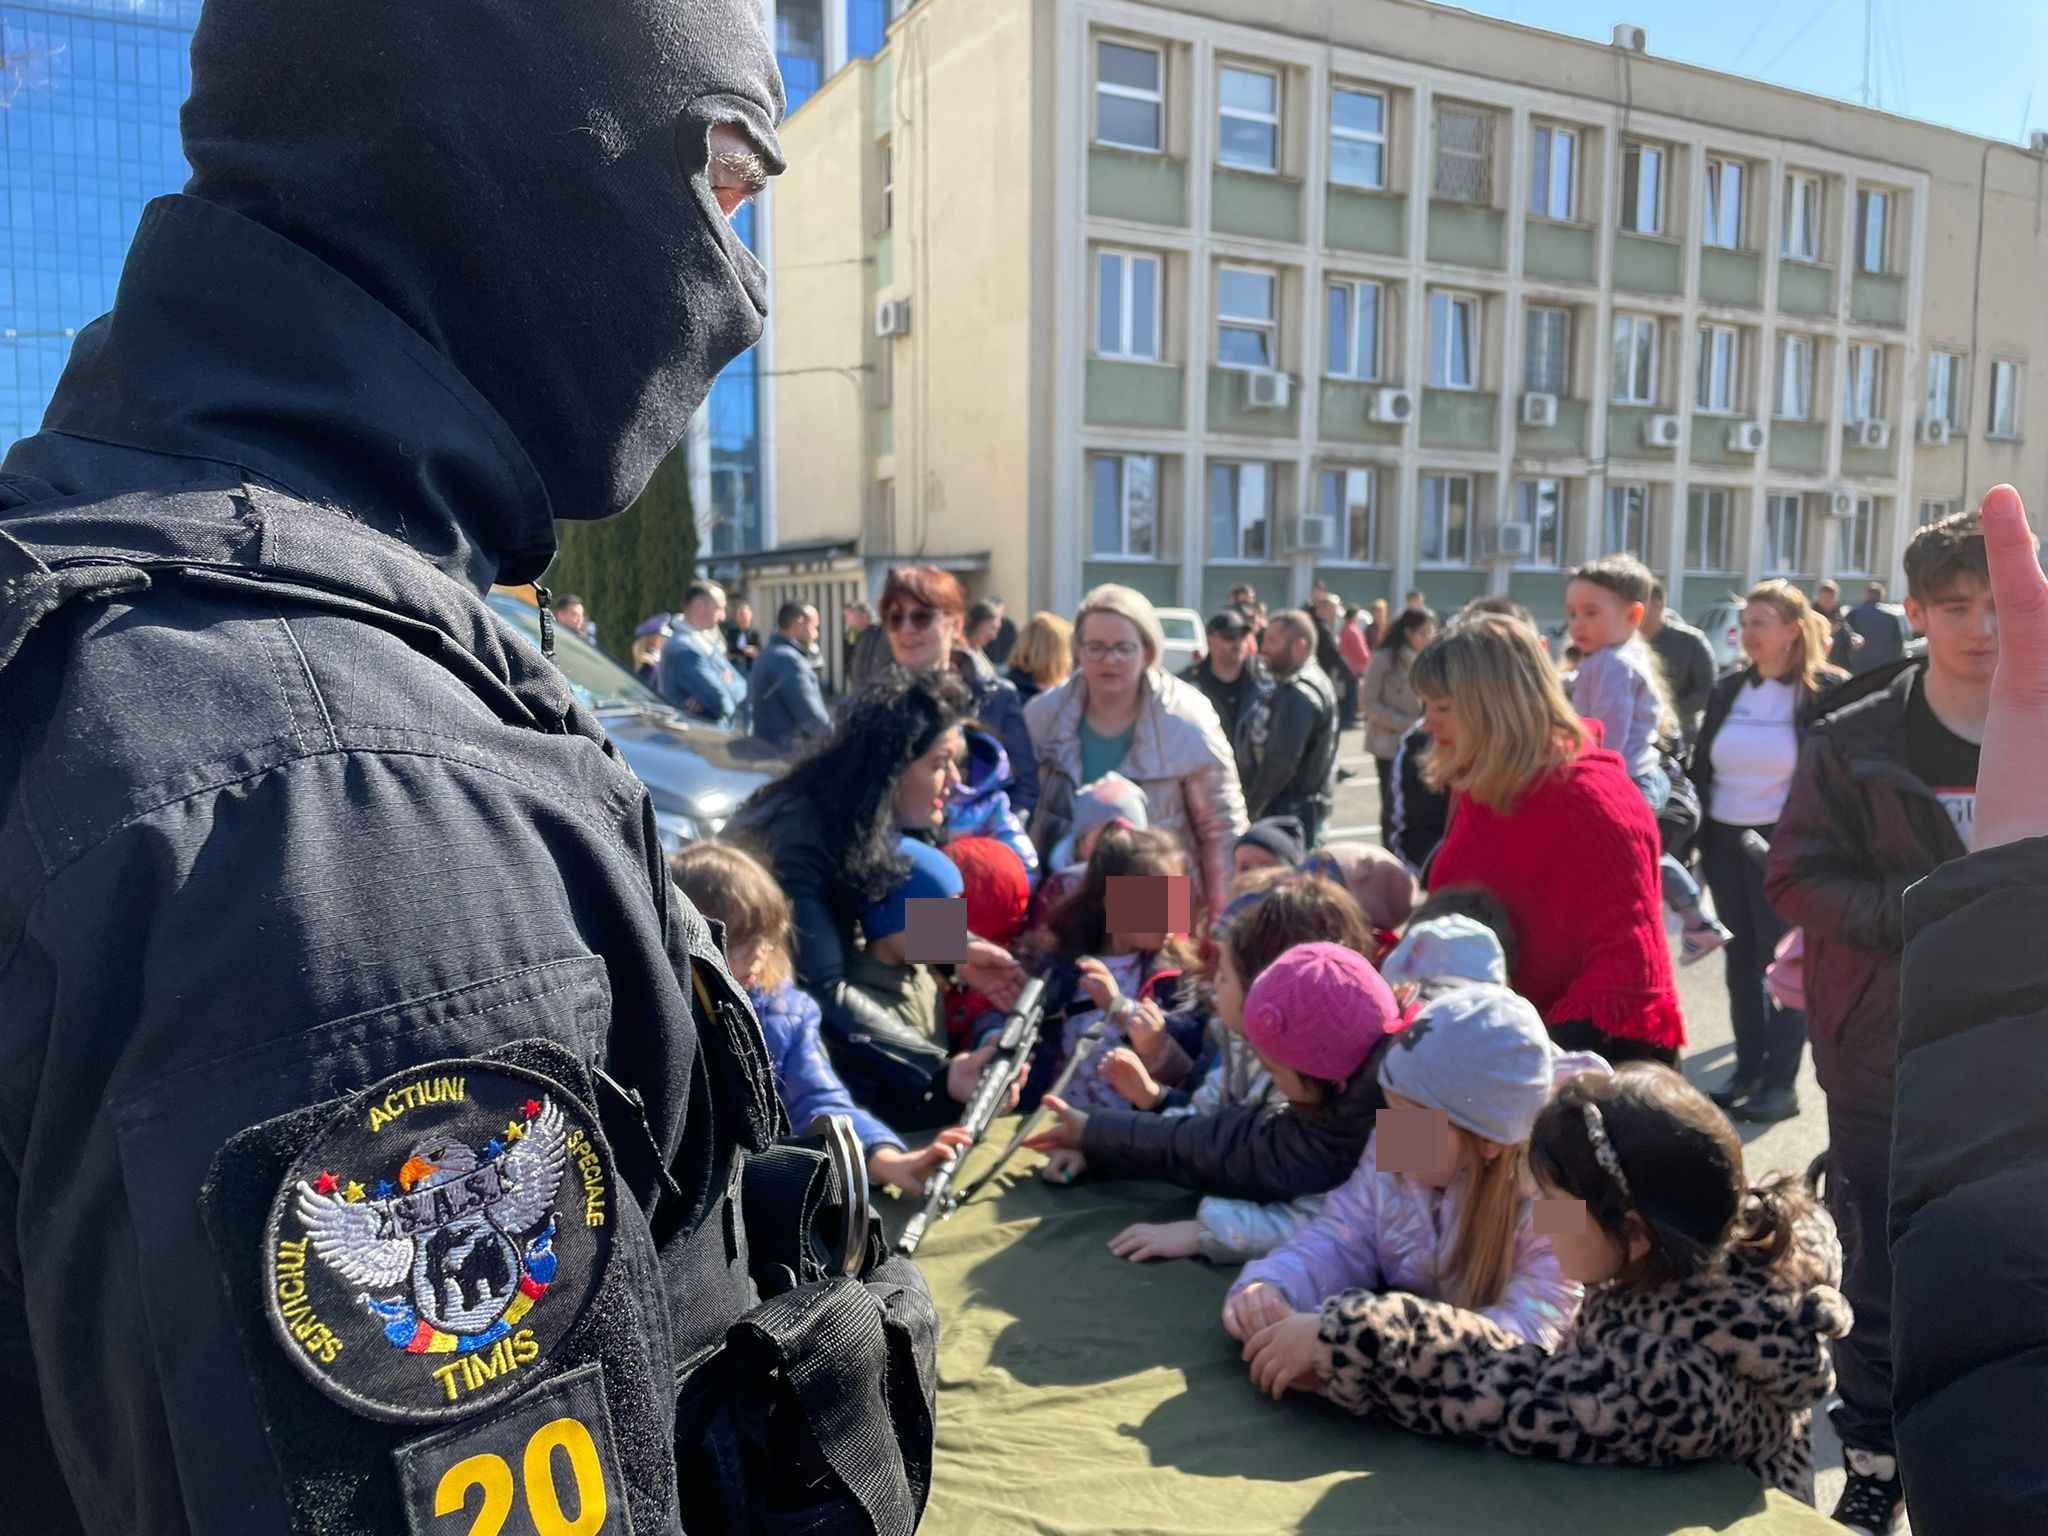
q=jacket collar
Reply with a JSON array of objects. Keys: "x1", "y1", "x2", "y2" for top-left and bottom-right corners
[
  {"x1": 1037, "y1": 672, "x2": 1178, "y2": 778},
  {"x1": 14, "y1": 195, "x2": 554, "y2": 592}
]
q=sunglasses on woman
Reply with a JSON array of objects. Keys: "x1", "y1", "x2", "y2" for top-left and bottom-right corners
[{"x1": 885, "y1": 607, "x2": 937, "y2": 632}]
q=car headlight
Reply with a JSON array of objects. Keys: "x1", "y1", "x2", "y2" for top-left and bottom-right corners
[{"x1": 653, "y1": 810, "x2": 702, "y2": 854}]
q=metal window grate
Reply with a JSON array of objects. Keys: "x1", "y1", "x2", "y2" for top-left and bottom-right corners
[{"x1": 1433, "y1": 107, "x2": 1492, "y2": 204}]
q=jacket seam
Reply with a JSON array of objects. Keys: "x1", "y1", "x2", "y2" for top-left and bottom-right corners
[{"x1": 275, "y1": 612, "x2": 341, "y2": 750}]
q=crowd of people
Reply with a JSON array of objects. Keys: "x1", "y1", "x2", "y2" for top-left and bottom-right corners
[{"x1": 611, "y1": 496, "x2": 2031, "y2": 1531}]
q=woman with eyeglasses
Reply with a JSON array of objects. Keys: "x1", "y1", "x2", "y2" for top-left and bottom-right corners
[
  {"x1": 1025, "y1": 584, "x2": 1248, "y2": 922},
  {"x1": 875, "y1": 566, "x2": 1039, "y2": 815}
]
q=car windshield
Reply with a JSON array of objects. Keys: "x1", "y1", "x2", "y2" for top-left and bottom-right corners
[
  {"x1": 486, "y1": 594, "x2": 670, "y2": 713},
  {"x1": 1158, "y1": 616, "x2": 1199, "y2": 642}
]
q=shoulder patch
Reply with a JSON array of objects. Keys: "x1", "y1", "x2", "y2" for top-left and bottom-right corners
[{"x1": 262, "y1": 1060, "x2": 615, "y2": 1423}]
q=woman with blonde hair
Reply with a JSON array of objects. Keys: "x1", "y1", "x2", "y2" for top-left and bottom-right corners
[
  {"x1": 1003, "y1": 611, "x2": 1073, "y2": 704},
  {"x1": 1418, "y1": 615, "x2": 1684, "y2": 1065},
  {"x1": 1685, "y1": 580, "x2": 1846, "y2": 1122},
  {"x1": 1025, "y1": 584, "x2": 1248, "y2": 920}
]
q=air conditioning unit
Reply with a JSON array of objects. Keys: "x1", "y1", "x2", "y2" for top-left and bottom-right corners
[
  {"x1": 873, "y1": 298, "x2": 912, "y2": 337},
  {"x1": 1519, "y1": 392, "x2": 1559, "y2": 428},
  {"x1": 1726, "y1": 421, "x2": 1767, "y2": 454},
  {"x1": 1642, "y1": 413, "x2": 1682, "y2": 448},
  {"x1": 1854, "y1": 419, "x2": 1892, "y2": 449},
  {"x1": 1824, "y1": 490, "x2": 1858, "y2": 519},
  {"x1": 1918, "y1": 417, "x2": 1953, "y2": 445},
  {"x1": 1283, "y1": 512, "x2": 1335, "y2": 554},
  {"x1": 1242, "y1": 369, "x2": 1293, "y2": 410},
  {"x1": 2031, "y1": 130, "x2": 2048, "y2": 156},
  {"x1": 1369, "y1": 386, "x2": 1416, "y2": 424},
  {"x1": 1482, "y1": 523, "x2": 1536, "y2": 561},
  {"x1": 1612, "y1": 22, "x2": 1648, "y2": 52}
]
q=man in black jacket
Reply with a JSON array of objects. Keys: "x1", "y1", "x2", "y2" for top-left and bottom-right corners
[
  {"x1": 1235, "y1": 610, "x2": 1340, "y2": 847},
  {"x1": 1765, "y1": 509, "x2": 1996, "y2": 1534},
  {"x1": 1180, "y1": 609, "x2": 1269, "y2": 740},
  {"x1": 1892, "y1": 484, "x2": 2048, "y2": 1536},
  {"x1": 1643, "y1": 578, "x2": 1717, "y2": 747},
  {"x1": 0, "y1": 4, "x2": 938, "y2": 1534}
]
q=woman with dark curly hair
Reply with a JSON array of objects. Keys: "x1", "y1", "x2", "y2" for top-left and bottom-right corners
[{"x1": 727, "y1": 668, "x2": 1025, "y2": 1128}]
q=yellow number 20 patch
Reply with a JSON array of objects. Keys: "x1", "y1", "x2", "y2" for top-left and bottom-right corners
[{"x1": 395, "y1": 1363, "x2": 627, "y2": 1536}]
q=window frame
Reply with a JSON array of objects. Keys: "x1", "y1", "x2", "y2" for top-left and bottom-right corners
[
  {"x1": 1611, "y1": 313, "x2": 1660, "y2": 407},
  {"x1": 880, "y1": 143, "x2": 894, "y2": 232},
  {"x1": 1524, "y1": 304, "x2": 1570, "y2": 396},
  {"x1": 1090, "y1": 451, "x2": 1162, "y2": 559},
  {"x1": 1432, "y1": 103, "x2": 1492, "y2": 205},
  {"x1": 1856, "y1": 188, "x2": 1891, "y2": 275},
  {"x1": 1215, "y1": 264, "x2": 1279, "y2": 372},
  {"x1": 1318, "y1": 466, "x2": 1381, "y2": 564},
  {"x1": 1418, "y1": 472, "x2": 1474, "y2": 566},
  {"x1": 1925, "y1": 350, "x2": 1962, "y2": 429},
  {"x1": 1696, "y1": 323, "x2": 1740, "y2": 414},
  {"x1": 1094, "y1": 248, "x2": 1163, "y2": 362},
  {"x1": 1621, "y1": 141, "x2": 1665, "y2": 236},
  {"x1": 1094, "y1": 39, "x2": 1165, "y2": 154},
  {"x1": 1528, "y1": 124, "x2": 1577, "y2": 221},
  {"x1": 1685, "y1": 486, "x2": 1732, "y2": 574},
  {"x1": 1208, "y1": 459, "x2": 1276, "y2": 561},
  {"x1": 1918, "y1": 498, "x2": 1956, "y2": 528},
  {"x1": 1840, "y1": 496, "x2": 1878, "y2": 576},
  {"x1": 1764, "y1": 492, "x2": 1806, "y2": 574},
  {"x1": 1217, "y1": 63, "x2": 1281, "y2": 174},
  {"x1": 1602, "y1": 482, "x2": 1651, "y2": 561},
  {"x1": 1329, "y1": 86, "x2": 1388, "y2": 191},
  {"x1": 1843, "y1": 342, "x2": 1884, "y2": 425},
  {"x1": 1511, "y1": 477, "x2": 1565, "y2": 568},
  {"x1": 1702, "y1": 156, "x2": 1745, "y2": 249},
  {"x1": 1989, "y1": 357, "x2": 2023, "y2": 440},
  {"x1": 1428, "y1": 290, "x2": 1481, "y2": 392},
  {"x1": 1325, "y1": 278, "x2": 1384, "y2": 382},
  {"x1": 1782, "y1": 172, "x2": 1822, "y2": 261},
  {"x1": 1776, "y1": 333, "x2": 1815, "y2": 421}
]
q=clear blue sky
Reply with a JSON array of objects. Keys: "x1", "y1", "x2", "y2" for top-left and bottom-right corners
[{"x1": 1439, "y1": 0, "x2": 2046, "y2": 145}]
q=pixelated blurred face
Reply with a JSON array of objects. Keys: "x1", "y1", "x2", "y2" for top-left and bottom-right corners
[
  {"x1": 901, "y1": 896, "x2": 969, "y2": 965},
  {"x1": 1564, "y1": 580, "x2": 1639, "y2": 655},
  {"x1": 1532, "y1": 1182, "x2": 1626, "y2": 1284},
  {"x1": 1105, "y1": 874, "x2": 1190, "y2": 947},
  {"x1": 1374, "y1": 1099, "x2": 1459, "y2": 1185},
  {"x1": 893, "y1": 726, "x2": 965, "y2": 829},
  {"x1": 1233, "y1": 843, "x2": 1283, "y2": 876}
]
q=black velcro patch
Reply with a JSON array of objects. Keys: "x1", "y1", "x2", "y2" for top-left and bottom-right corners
[{"x1": 261, "y1": 1060, "x2": 616, "y2": 1424}]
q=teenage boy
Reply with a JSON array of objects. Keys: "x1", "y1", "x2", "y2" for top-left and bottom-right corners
[{"x1": 1765, "y1": 508, "x2": 1997, "y2": 1535}]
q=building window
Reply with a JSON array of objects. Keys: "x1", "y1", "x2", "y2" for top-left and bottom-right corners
[
  {"x1": 1433, "y1": 105, "x2": 1491, "y2": 205},
  {"x1": 1844, "y1": 343, "x2": 1884, "y2": 424},
  {"x1": 1528, "y1": 125, "x2": 1576, "y2": 220},
  {"x1": 1218, "y1": 65, "x2": 1280, "y2": 173},
  {"x1": 1926, "y1": 351, "x2": 1962, "y2": 429},
  {"x1": 1764, "y1": 493, "x2": 1805, "y2": 573},
  {"x1": 1330, "y1": 88, "x2": 1387, "y2": 190},
  {"x1": 1419, "y1": 474, "x2": 1473, "y2": 565},
  {"x1": 1512, "y1": 479, "x2": 1564, "y2": 567},
  {"x1": 1702, "y1": 157, "x2": 1744, "y2": 249},
  {"x1": 1524, "y1": 305, "x2": 1570, "y2": 395},
  {"x1": 1091, "y1": 453, "x2": 1159, "y2": 557},
  {"x1": 1696, "y1": 324, "x2": 1739, "y2": 414},
  {"x1": 1686, "y1": 488, "x2": 1731, "y2": 573},
  {"x1": 1776, "y1": 334, "x2": 1814, "y2": 420},
  {"x1": 1429, "y1": 292, "x2": 1479, "y2": 390},
  {"x1": 1325, "y1": 280, "x2": 1382, "y2": 381},
  {"x1": 1782, "y1": 172, "x2": 1822, "y2": 260},
  {"x1": 880, "y1": 144, "x2": 893, "y2": 231},
  {"x1": 1216, "y1": 267, "x2": 1277, "y2": 370},
  {"x1": 1919, "y1": 498, "x2": 1955, "y2": 527},
  {"x1": 1096, "y1": 40, "x2": 1163, "y2": 153},
  {"x1": 1857, "y1": 188, "x2": 1891, "y2": 274},
  {"x1": 1603, "y1": 483, "x2": 1649, "y2": 559},
  {"x1": 1621, "y1": 141, "x2": 1664, "y2": 235},
  {"x1": 1319, "y1": 467, "x2": 1379, "y2": 562},
  {"x1": 1841, "y1": 497, "x2": 1877, "y2": 575},
  {"x1": 1989, "y1": 358, "x2": 2023, "y2": 439},
  {"x1": 1095, "y1": 250, "x2": 1161, "y2": 361},
  {"x1": 1611, "y1": 314, "x2": 1659, "y2": 406},
  {"x1": 877, "y1": 333, "x2": 894, "y2": 406},
  {"x1": 1209, "y1": 460, "x2": 1274, "y2": 560}
]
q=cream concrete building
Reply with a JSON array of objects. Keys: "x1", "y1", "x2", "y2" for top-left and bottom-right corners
[{"x1": 760, "y1": 0, "x2": 2048, "y2": 649}]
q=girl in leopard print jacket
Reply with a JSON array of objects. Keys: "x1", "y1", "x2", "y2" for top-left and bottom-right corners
[{"x1": 1314, "y1": 1063, "x2": 1851, "y2": 1501}]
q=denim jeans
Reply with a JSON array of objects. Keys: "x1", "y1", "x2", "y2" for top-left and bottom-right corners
[{"x1": 1697, "y1": 819, "x2": 1808, "y2": 1090}]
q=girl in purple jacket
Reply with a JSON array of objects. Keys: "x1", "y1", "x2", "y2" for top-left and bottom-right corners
[
  {"x1": 671, "y1": 841, "x2": 971, "y2": 1196},
  {"x1": 1226, "y1": 984, "x2": 1608, "y2": 1396}
]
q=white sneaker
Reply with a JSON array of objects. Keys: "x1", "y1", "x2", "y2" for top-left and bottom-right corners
[{"x1": 1680, "y1": 919, "x2": 1732, "y2": 966}]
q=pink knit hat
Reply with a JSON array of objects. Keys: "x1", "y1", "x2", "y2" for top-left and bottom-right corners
[{"x1": 1241, "y1": 942, "x2": 1399, "y2": 1084}]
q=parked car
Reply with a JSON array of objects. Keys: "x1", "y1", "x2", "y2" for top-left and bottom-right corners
[
  {"x1": 487, "y1": 591, "x2": 784, "y2": 850},
  {"x1": 1155, "y1": 606, "x2": 1203, "y2": 674},
  {"x1": 1691, "y1": 597, "x2": 1747, "y2": 673}
]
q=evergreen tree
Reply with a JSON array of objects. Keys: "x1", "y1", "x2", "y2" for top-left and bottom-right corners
[{"x1": 542, "y1": 444, "x2": 697, "y2": 660}]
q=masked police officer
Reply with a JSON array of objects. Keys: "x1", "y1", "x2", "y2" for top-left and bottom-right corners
[{"x1": 0, "y1": 0, "x2": 945, "y2": 1531}]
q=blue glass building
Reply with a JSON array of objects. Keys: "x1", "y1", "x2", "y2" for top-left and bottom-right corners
[{"x1": 1, "y1": 0, "x2": 198, "y2": 446}]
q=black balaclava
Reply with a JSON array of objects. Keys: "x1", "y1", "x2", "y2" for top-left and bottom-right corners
[{"x1": 179, "y1": 0, "x2": 785, "y2": 536}]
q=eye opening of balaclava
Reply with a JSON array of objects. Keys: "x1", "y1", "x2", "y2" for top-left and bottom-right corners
[{"x1": 181, "y1": 0, "x2": 787, "y2": 575}]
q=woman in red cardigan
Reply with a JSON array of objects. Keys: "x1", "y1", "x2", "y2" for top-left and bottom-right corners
[{"x1": 1416, "y1": 616, "x2": 1684, "y2": 1065}]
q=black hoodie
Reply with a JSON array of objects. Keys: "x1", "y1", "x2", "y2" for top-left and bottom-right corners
[{"x1": 0, "y1": 6, "x2": 936, "y2": 1536}]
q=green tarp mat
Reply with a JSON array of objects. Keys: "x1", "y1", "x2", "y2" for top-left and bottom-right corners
[{"x1": 887, "y1": 1123, "x2": 1842, "y2": 1536}]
